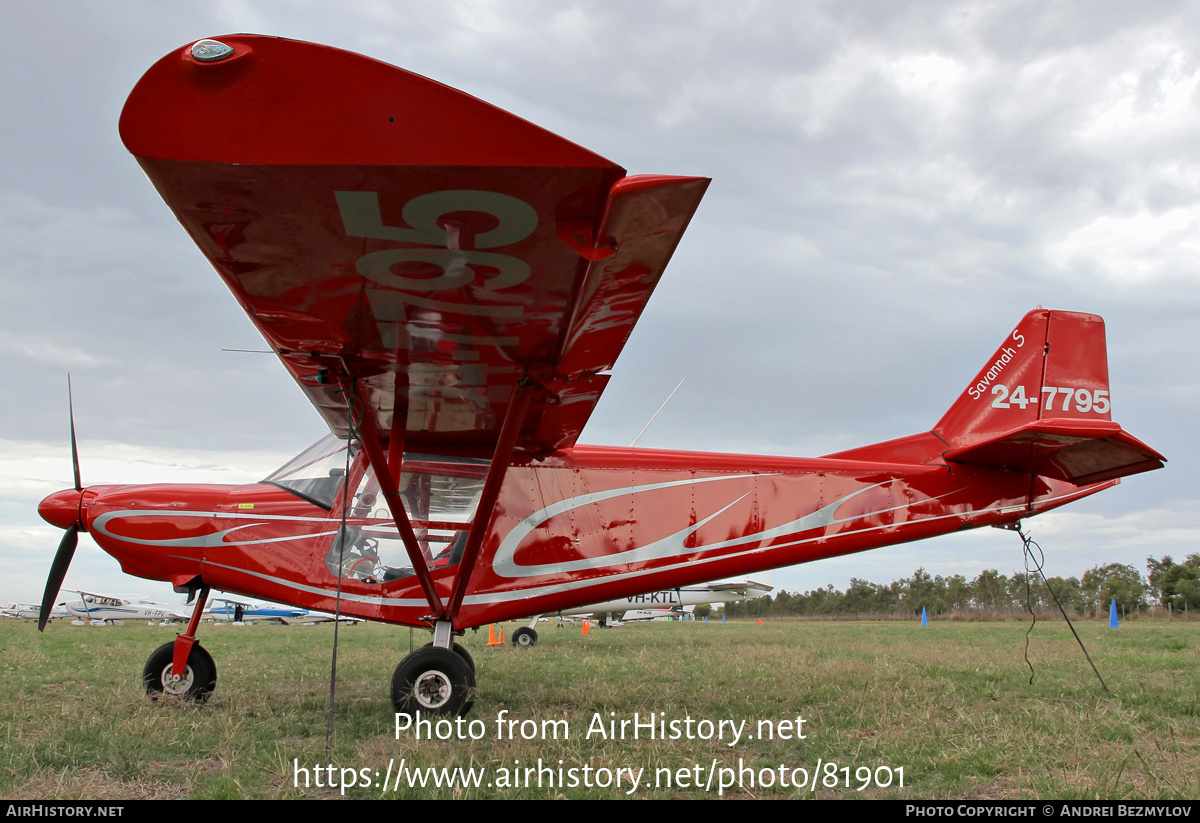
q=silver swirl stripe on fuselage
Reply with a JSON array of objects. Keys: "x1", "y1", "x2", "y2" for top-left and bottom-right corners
[{"x1": 91, "y1": 510, "x2": 340, "y2": 548}]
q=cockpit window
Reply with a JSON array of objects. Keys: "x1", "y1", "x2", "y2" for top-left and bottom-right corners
[
  {"x1": 391, "y1": 454, "x2": 490, "y2": 522},
  {"x1": 266, "y1": 436, "x2": 495, "y2": 583},
  {"x1": 326, "y1": 453, "x2": 490, "y2": 584},
  {"x1": 262, "y1": 434, "x2": 356, "y2": 509}
]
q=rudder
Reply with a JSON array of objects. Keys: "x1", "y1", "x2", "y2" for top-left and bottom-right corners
[{"x1": 934, "y1": 309, "x2": 1112, "y2": 446}]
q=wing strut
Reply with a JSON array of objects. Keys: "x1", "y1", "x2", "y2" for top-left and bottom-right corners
[
  {"x1": 350, "y1": 376, "x2": 532, "y2": 625},
  {"x1": 353, "y1": 401, "x2": 447, "y2": 621},
  {"x1": 446, "y1": 383, "x2": 533, "y2": 617},
  {"x1": 386, "y1": 378, "x2": 406, "y2": 479}
]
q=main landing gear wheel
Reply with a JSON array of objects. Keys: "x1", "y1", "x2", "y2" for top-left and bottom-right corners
[
  {"x1": 392, "y1": 647, "x2": 475, "y2": 717},
  {"x1": 511, "y1": 627, "x2": 538, "y2": 648},
  {"x1": 143, "y1": 641, "x2": 217, "y2": 703},
  {"x1": 422, "y1": 641, "x2": 476, "y2": 675}
]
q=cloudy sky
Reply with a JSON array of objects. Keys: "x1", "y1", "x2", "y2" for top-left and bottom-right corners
[{"x1": 2, "y1": 1, "x2": 1197, "y2": 607}]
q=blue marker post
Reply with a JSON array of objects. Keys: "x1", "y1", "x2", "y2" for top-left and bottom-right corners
[
  {"x1": 921, "y1": 606, "x2": 928, "y2": 627},
  {"x1": 1108, "y1": 598, "x2": 1119, "y2": 629}
]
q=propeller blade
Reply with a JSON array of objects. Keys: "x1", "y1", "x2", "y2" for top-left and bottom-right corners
[
  {"x1": 68, "y1": 376, "x2": 81, "y2": 491},
  {"x1": 39, "y1": 524, "x2": 78, "y2": 632}
]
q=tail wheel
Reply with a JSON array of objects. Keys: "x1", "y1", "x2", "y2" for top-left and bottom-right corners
[
  {"x1": 512, "y1": 627, "x2": 538, "y2": 648},
  {"x1": 143, "y1": 641, "x2": 217, "y2": 703},
  {"x1": 392, "y1": 647, "x2": 475, "y2": 717}
]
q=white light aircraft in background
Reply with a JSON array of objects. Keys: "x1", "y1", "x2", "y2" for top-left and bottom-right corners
[
  {"x1": 3, "y1": 603, "x2": 70, "y2": 621},
  {"x1": 207, "y1": 596, "x2": 309, "y2": 624},
  {"x1": 62, "y1": 591, "x2": 193, "y2": 625},
  {"x1": 511, "y1": 576, "x2": 773, "y2": 645}
]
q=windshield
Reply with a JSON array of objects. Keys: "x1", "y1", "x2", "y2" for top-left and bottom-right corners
[
  {"x1": 265, "y1": 435, "x2": 490, "y2": 532},
  {"x1": 262, "y1": 434, "x2": 355, "y2": 509}
]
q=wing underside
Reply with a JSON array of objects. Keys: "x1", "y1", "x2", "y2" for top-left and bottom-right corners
[{"x1": 121, "y1": 34, "x2": 708, "y2": 458}]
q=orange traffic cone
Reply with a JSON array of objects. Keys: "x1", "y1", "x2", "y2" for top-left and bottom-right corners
[
  {"x1": 486, "y1": 624, "x2": 504, "y2": 646},
  {"x1": 582, "y1": 620, "x2": 590, "y2": 636},
  {"x1": 755, "y1": 619, "x2": 763, "y2": 625}
]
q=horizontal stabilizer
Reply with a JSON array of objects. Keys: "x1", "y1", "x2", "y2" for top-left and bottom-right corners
[
  {"x1": 700, "y1": 581, "x2": 774, "y2": 594},
  {"x1": 943, "y1": 419, "x2": 1165, "y2": 485}
]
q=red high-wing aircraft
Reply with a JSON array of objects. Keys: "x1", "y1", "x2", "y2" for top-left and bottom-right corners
[{"x1": 37, "y1": 35, "x2": 1164, "y2": 717}]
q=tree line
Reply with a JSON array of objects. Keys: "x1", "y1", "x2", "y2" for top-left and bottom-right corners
[{"x1": 721, "y1": 554, "x2": 1200, "y2": 619}]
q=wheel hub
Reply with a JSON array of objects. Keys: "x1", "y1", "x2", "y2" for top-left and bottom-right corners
[
  {"x1": 413, "y1": 669, "x2": 452, "y2": 709},
  {"x1": 161, "y1": 664, "x2": 195, "y2": 696}
]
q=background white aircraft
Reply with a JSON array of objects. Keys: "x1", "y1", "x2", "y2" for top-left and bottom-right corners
[
  {"x1": 512, "y1": 576, "x2": 773, "y2": 646},
  {"x1": 61, "y1": 591, "x2": 192, "y2": 624},
  {"x1": 206, "y1": 596, "x2": 308, "y2": 623},
  {"x1": 204, "y1": 597, "x2": 364, "y2": 625},
  {"x1": 2, "y1": 602, "x2": 69, "y2": 621}
]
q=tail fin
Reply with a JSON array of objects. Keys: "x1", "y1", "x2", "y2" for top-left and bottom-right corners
[{"x1": 935, "y1": 309, "x2": 1164, "y2": 485}]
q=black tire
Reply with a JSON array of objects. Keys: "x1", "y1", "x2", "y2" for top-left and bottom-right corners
[
  {"x1": 143, "y1": 641, "x2": 217, "y2": 703},
  {"x1": 512, "y1": 627, "x2": 538, "y2": 648},
  {"x1": 422, "y1": 641, "x2": 475, "y2": 676},
  {"x1": 392, "y1": 647, "x2": 475, "y2": 717}
]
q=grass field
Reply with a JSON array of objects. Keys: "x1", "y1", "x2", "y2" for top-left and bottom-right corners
[{"x1": 1, "y1": 616, "x2": 1197, "y2": 799}]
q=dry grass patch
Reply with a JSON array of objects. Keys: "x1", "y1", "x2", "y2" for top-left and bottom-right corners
[{"x1": 11, "y1": 767, "x2": 189, "y2": 801}]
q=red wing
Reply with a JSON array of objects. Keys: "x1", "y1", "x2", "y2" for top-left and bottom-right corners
[{"x1": 121, "y1": 34, "x2": 708, "y2": 457}]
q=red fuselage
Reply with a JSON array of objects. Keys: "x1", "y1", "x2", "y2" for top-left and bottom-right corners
[{"x1": 39, "y1": 437, "x2": 1104, "y2": 631}]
